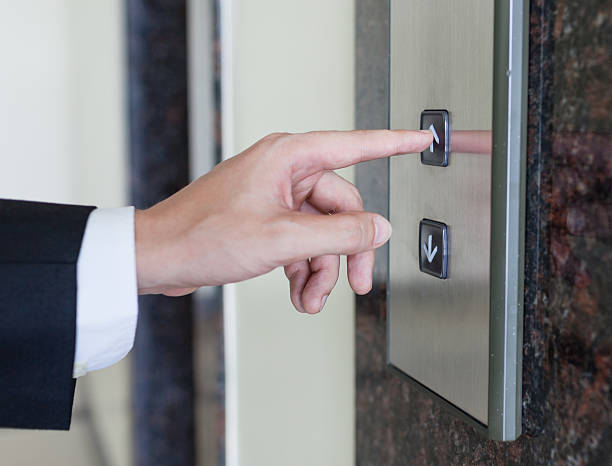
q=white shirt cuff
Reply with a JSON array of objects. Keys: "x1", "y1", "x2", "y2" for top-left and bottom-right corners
[{"x1": 73, "y1": 207, "x2": 139, "y2": 378}]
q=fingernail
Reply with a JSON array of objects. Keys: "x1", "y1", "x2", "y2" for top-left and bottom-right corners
[
  {"x1": 320, "y1": 295, "x2": 328, "y2": 312},
  {"x1": 373, "y1": 216, "x2": 392, "y2": 246},
  {"x1": 420, "y1": 129, "x2": 432, "y2": 134}
]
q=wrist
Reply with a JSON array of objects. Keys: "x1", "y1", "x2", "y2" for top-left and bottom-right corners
[{"x1": 134, "y1": 208, "x2": 160, "y2": 294}]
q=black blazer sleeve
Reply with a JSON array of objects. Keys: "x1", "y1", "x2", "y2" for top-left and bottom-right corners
[{"x1": 0, "y1": 199, "x2": 95, "y2": 430}]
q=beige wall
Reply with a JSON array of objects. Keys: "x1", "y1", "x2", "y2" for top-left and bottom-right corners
[
  {"x1": 0, "y1": 0, "x2": 126, "y2": 207},
  {"x1": 222, "y1": 1, "x2": 356, "y2": 465},
  {"x1": 0, "y1": 1, "x2": 130, "y2": 465}
]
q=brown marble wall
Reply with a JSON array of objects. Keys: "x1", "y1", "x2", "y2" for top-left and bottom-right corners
[{"x1": 355, "y1": 0, "x2": 611, "y2": 464}]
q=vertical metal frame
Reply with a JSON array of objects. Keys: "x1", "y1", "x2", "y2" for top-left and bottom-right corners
[
  {"x1": 487, "y1": 0, "x2": 528, "y2": 440},
  {"x1": 386, "y1": 0, "x2": 528, "y2": 441}
]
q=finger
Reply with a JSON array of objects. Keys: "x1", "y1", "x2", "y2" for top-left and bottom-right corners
[
  {"x1": 284, "y1": 260, "x2": 310, "y2": 313},
  {"x1": 299, "y1": 199, "x2": 325, "y2": 215},
  {"x1": 163, "y1": 287, "x2": 198, "y2": 297},
  {"x1": 307, "y1": 172, "x2": 373, "y2": 294},
  {"x1": 307, "y1": 171, "x2": 363, "y2": 213},
  {"x1": 348, "y1": 249, "x2": 374, "y2": 295},
  {"x1": 301, "y1": 254, "x2": 340, "y2": 314},
  {"x1": 280, "y1": 129, "x2": 433, "y2": 178},
  {"x1": 272, "y1": 211, "x2": 392, "y2": 264},
  {"x1": 296, "y1": 201, "x2": 343, "y2": 311}
]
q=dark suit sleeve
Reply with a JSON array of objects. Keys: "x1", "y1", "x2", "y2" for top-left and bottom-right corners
[{"x1": 0, "y1": 199, "x2": 95, "y2": 430}]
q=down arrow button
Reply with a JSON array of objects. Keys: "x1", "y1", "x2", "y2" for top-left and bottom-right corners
[
  {"x1": 419, "y1": 219, "x2": 448, "y2": 279},
  {"x1": 423, "y1": 234, "x2": 438, "y2": 263}
]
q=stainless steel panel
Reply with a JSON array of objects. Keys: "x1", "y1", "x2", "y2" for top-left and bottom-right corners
[
  {"x1": 388, "y1": 0, "x2": 527, "y2": 440},
  {"x1": 388, "y1": 0, "x2": 495, "y2": 426},
  {"x1": 488, "y1": 0, "x2": 528, "y2": 440}
]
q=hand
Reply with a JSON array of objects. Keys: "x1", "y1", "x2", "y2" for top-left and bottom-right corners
[{"x1": 135, "y1": 129, "x2": 433, "y2": 313}]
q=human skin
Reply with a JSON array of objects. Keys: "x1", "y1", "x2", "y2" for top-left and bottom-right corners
[{"x1": 134, "y1": 129, "x2": 433, "y2": 314}]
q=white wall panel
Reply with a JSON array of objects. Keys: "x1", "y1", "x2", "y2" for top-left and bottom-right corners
[{"x1": 222, "y1": 1, "x2": 356, "y2": 465}]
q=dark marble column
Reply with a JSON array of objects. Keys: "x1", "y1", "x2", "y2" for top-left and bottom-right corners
[
  {"x1": 126, "y1": 1, "x2": 195, "y2": 465},
  {"x1": 355, "y1": 0, "x2": 390, "y2": 286},
  {"x1": 355, "y1": 0, "x2": 611, "y2": 464}
]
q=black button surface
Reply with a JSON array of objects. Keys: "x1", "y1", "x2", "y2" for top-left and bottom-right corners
[
  {"x1": 420, "y1": 109, "x2": 450, "y2": 167},
  {"x1": 419, "y1": 219, "x2": 448, "y2": 279}
]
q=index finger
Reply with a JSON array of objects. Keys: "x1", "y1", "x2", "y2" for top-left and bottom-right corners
[{"x1": 281, "y1": 129, "x2": 433, "y2": 178}]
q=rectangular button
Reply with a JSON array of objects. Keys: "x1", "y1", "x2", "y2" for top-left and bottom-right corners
[
  {"x1": 420, "y1": 110, "x2": 450, "y2": 166},
  {"x1": 419, "y1": 219, "x2": 448, "y2": 279}
]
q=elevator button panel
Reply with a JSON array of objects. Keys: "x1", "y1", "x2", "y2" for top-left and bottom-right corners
[
  {"x1": 419, "y1": 219, "x2": 448, "y2": 279},
  {"x1": 420, "y1": 109, "x2": 450, "y2": 166},
  {"x1": 388, "y1": 0, "x2": 526, "y2": 441}
]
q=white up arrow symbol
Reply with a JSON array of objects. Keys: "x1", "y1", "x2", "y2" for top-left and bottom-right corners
[
  {"x1": 429, "y1": 124, "x2": 440, "y2": 152},
  {"x1": 423, "y1": 234, "x2": 438, "y2": 263}
]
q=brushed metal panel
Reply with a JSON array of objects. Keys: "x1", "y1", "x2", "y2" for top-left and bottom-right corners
[
  {"x1": 488, "y1": 0, "x2": 528, "y2": 440},
  {"x1": 389, "y1": 0, "x2": 494, "y2": 425}
]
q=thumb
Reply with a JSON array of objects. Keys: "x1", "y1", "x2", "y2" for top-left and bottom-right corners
[{"x1": 276, "y1": 211, "x2": 392, "y2": 263}]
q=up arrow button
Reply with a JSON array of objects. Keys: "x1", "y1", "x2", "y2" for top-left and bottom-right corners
[
  {"x1": 420, "y1": 109, "x2": 450, "y2": 166},
  {"x1": 428, "y1": 124, "x2": 440, "y2": 153},
  {"x1": 419, "y1": 219, "x2": 448, "y2": 279}
]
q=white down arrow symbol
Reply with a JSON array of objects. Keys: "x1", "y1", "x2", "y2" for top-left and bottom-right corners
[
  {"x1": 428, "y1": 124, "x2": 440, "y2": 152},
  {"x1": 423, "y1": 234, "x2": 438, "y2": 263}
]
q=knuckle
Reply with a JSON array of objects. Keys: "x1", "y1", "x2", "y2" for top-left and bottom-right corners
[
  {"x1": 268, "y1": 216, "x2": 302, "y2": 262},
  {"x1": 261, "y1": 132, "x2": 294, "y2": 158},
  {"x1": 261, "y1": 132, "x2": 288, "y2": 143},
  {"x1": 387, "y1": 131, "x2": 404, "y2": 155},
  {"x1": 259, "y1": 132, "x2": 289, "y2": 151},
  {"x1": 284, "y1": 260, "x2": 306, "y2": 280},
  {"x1": 284, "y1": 263, "x2": 297, "y2": 279},
  {"x1": 374, "y1": 130, "x2": 398, "y2": 156},
  {"x1": 348, "y1": 184, "x2": 364, "y2": 209},
  {"x1": 343, "y1": 215, "x2": 369, "y2": 250}
]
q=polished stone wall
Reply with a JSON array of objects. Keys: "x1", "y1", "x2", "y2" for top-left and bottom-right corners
[
  {"x1": 127, "y1": 1, "x2": 194, "y2": 464},
  {"x1": 355, "y1": 0, "x2": 611, "y2": 464},
  {"x1": 127, "y1": 2, "x2": 225, "y2": 464}
]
